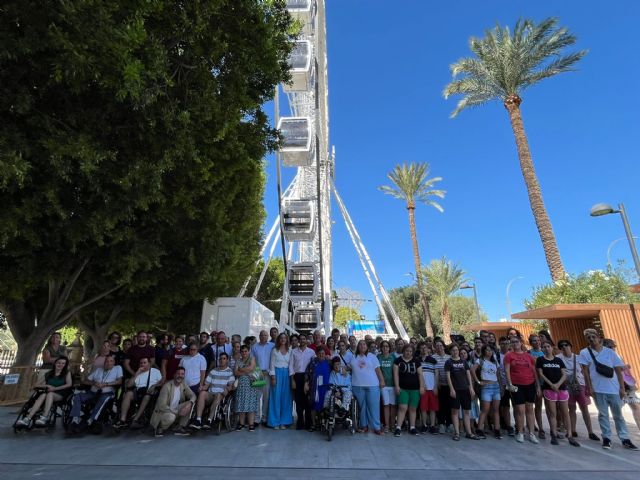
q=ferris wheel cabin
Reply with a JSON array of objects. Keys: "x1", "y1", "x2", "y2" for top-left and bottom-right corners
[
  {"x1": 283, "y1": 40, "x2": 313, "y2": 92},
  {"x1": 277, "y1": 117, "x2": 314, "y2": 167},
  {"x1": 282, "y1": 199, "x2": 316, "y2": 242},
  {"x1": 286, "y1": 262, "x2": 319, "y2": 301},
  {"x1": 285, "y1": 0, "x2": 316, "y2": 36}
]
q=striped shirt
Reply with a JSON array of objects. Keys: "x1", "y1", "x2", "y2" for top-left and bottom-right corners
[
  {"x1": 205, "y1": 367, "x2": 235, "y2": 394},
  {"x1": 432, "y1": 354, "x2": 450, "y2": 386}
]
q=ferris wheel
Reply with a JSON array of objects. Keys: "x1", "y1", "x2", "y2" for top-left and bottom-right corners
[{"x1": 239, "y1": 0, "x2": 408, "y2": 339}]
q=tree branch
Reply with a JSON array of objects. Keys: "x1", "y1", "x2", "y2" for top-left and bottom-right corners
[{"x1": 58, "y1": 284, "x2": 123, "y2": 325}]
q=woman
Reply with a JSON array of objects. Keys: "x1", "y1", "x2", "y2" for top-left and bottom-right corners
[
  {"x1": 350, "y1": 340, "x2": 385, "y2": 434},
  {"x1": 557, "y1": 340, "x2": 599, "y2": 441},
  {"x1": 505, "y1": 336, "x2": 540, "y2": 444},
  {"x1": 41, "y1": 332, "x2": 66, "y2": 371},
  {"x1": 433, "y1": 339, "x2": 451, "y2": 432},
  {"x1": 336, "y1": 340, "x2": 354, "y2": 368},
  {"x1": 603, "y1": 339, "x2": 640, "y2": 431},
  {"x1": 228, "y1": 341, "x2": 242, "y2": 371},
  {"x1": 445, "y1": 345, "x2": 478, "y2": 440},
  {"x1": 326, "y1": 337, "x2": 336, "y2": 357},
  {"x1": 234, "y1": 345, "x2": 260, "y2": 431},
  {"x1": 91, "y1": 341, "x2": 112, "y2": 372},
  {"x1": 17, "y1": 356, "x2": 73, "y2": 427},
  {"x1": 472, "y1": 345, "x2": 501, "y2": 439},
  {"x1": 393, "y1": 344, "x2": 424, "y2": 437},
  {"x1": 536, "y1": 341, "x2": 580, "y2": 446},
  {"x1": 305, "y1": 348, "x2": 331, "y2": 431},
  {"x1": 378, "y1": 340, "x2": 397, "y2": 432},
  {"x1": 289, "y1": 334, "x2": 299, "y2": 350},
  {"x1": 268, "y1": 333, "x2": 293, "y2": 429},
  {"x1": 460, "y1": 348, "x2": 480, "y2": 426}
]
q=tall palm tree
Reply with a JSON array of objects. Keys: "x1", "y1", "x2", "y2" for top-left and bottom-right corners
[
  {"x1": 443, "y1": 17, "x2": 586, "y2": 282},
  {"x1": 380, "y1": 162, "x2": 445, "y2": 337},
  {"x1": 422, "y1": 257, "x2": 467, "y2": 341}
]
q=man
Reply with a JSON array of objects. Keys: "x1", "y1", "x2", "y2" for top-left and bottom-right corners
[
  {"x1": 309, "y1": 330, "x2": 330, "y2": 356},
  {"x1": 579, "y1": 329, "x2": 637, "y2": 450},
  {"x1": 488, "y1": 332, "x2": 498, "y2": 352},
  {"x1": 528, "y1": 334, "x2": 545, "y2": 439},
  {"x1": 497, "y1": 336, "x2": 515, "y2": 436},
  {"x1": 179, "y1": 342, "x2": 207, "y2": 395},
  {"x1": 289, "y1": 334, "x2": 316, "y2": 430},
  {"x1": 330, "y1": 328, "x2": 341, "y2": 346},
  {"x1": 114, "y1": 357, "x2": 162, "y2": 429},
  {"x1": 150, "y1": 367, "x2": 196, "y2": 436},
  {"x1": 269, "y1": 327, "x2": 279, "y2": 344},
  {"x1": 190, "y1": 352, "x2": 235, "y2": 430},
  {"x1": 69, "y1": 355, "x2": 122, "y2": 432},
  {"x1": 479, "y1": 330, "x2": 490, "y2": 345},
  {"x1": 394, "y1": 338, "x2": 405, "y2": 358},
  {"x1": 231, "y1": 334, "x2": 242, "y2": 345},
  {"x1": 470, "y1": 337, "x2": 484, "y2": 362},
  {"x1": 161, "y1": 336, "x2": 186, "y2": 383},
  {"x1": 211, "y1": 331, "x2": 233, "y2": 369},
  {"x1": 197, "y1": 331, "x2": 213, "y2": 368},
  {"x1": 252, "y1": 330, "x2": 275, "y2": 425},
  {"x1": 124, "y1": 331, "x2": 156, "y2": 378}
]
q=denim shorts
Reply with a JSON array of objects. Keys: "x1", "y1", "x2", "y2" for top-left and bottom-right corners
[{"x1": 480, "y1": 382, "x2": 501, "y2": 402}]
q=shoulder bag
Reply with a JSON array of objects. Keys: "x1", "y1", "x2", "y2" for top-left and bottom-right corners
[
  {"x1": 567, "y1": 354, "x2": 582, "y2": 395},
  {"x1": 588, "y1": 348, "x2": 614, "y2": 379}
]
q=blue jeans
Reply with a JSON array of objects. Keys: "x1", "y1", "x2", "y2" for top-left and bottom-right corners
[
  {"x1": 352, "y1": 385, "x2": 381, "y2": 431},
  {"x1": 594, "y1": 392, "x2": 629, "y2": 441}
]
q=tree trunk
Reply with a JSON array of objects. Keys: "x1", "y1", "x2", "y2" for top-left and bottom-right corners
[
  {"x1": 3, "y1": 301, "x2": 53, "y2": 366},
  {"x1": 441, "y1": 300, "x2": 451, "y2": 341},
  {"x1": 407, "y1": 204, "x2": 434, "y2": 337},
  {"x1": 77, "y1": 305, "x2": 122, "y2": 359},
  {"x1": 504, "y1": 95, "x2": 566, "y2": 282}
]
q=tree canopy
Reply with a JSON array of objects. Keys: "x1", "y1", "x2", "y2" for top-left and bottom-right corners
[{"x1": 0, "y1": 0, "x2": 294, "y2": 363}]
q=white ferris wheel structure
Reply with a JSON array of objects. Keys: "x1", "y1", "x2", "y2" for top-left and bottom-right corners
[{"x1": 239, "y1": 0, "x2": 408, "y2": 339}]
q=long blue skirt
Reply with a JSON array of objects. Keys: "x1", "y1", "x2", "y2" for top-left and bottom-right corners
[{"x1": 267, "y1": 367, "x2": 293, "y2": 428}]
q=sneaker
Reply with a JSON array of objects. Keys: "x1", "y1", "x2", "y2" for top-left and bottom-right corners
[
  {"x1": 189, "y1": 419, "x2": 202, "y2": 430},
  {"x1": 446, "y1": 424, "x2": 455, "y2": 434},
  {"x1": 622, "y1": 439, "x2": 639, "y2": 451},
  {"x1": 430, "y1": 426, "x2": 439, "y2": 435},
  {"x1": 538, "y1": 429, "x2": 546, "y2": 440},
  {"x1": 394, "y1": 428, "x2": 401, "y2": 437},
  {"x1": 515, "y1": 433, "x2": 524, "y2": 443},
  {"x1": 409, "y1": 427, "x2": 419, "y2": 436},
  {"x1": 438, "y1": 424, "x2": 446, "y2": 434},
  {"x1": 568, "y1": 437, "x2": 580, "y2": 447},
  {"x1": 35, "y1": 415, "x2": 48, "y2": 427},
  {"x1": 465, "y1": 433, "x2": 480, "y2": 440},
  {"x1": 420, "y1": 425, "x2": 428, "y2": 434},
  {"x1": 113, "y1": 419, "x2": 126, "y2": 429},
  {"x1": 529, "y1": 433, "x2": 539, "y2": 444},
  {"x1": 475, "y1": 429, "x2": 486, "y2": 439},
  {"x1": 589, "y1": 432, "x2": 600, "y2": 441},
  {"x1": 16, "y1": 417, "x2": 30, "y2": 427},
  {"x1": 494, "y1": 429, "x2": 502, "y2": 439},
  {"x1": 506, "y1": 426, "x2": 515, "y2": 437},
  {"x1": 249, "y1": 426, "x2": 256, "y2": 432},
  {"x1": 202, "y1": 418, "x2": 212, "y2": 430},
  {"x1": 383, "y1": 427, "x2": 389, "y2": 434},
  {"x1": 173, "y1": 427, "x2": 190, "y2": 436},
  {"x1": 550, "y1": 434, "x2": 559, "y2": 446},
  {"x1": 602, "y1": 438, "x2": 612, "y2": 450},
  {"x1": 154, "y1": 428, "x2": 164, "y2": 437},
  {"x1": 374, "y1": 429, "x2": 384, "y2": 436},
  {"x1": 235, "y1": 424, "x2": 245, "y2": 432}
]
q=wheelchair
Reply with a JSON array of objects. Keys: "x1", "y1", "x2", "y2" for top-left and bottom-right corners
[
  {"x1": 320, "y1": 385, "x2": 358, "y2": 441},
  {"x1": 112, "y1": 385, "x2": 160, "y2": 433},
  {"x1": 13, "y1": 387, "x2": 72, "y2": 434},
  {"x1": 190, "y1": 390, "x2": 238, "y2": 435},
  {"x1": 63, "y1": 386, "x2": 120, "y2": 435}
]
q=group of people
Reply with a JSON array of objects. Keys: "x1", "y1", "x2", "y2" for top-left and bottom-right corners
[{"x1": 16, "y1": 325, "x2": 640, "y2": 451}]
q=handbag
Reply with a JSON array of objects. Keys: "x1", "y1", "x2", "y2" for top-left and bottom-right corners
[
  {"x1": 250, "y1": 364, "x2": 266, "y2": 388},
  {"x1": 588, "y1": 348, "x2": 614, "y2": 379},
  {"x1": 567, "y1": 355, "x2": 582, "y2": 395}
]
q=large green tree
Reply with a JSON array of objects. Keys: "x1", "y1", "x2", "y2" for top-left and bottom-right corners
[
  {"x1": 379, "y1": 162, "x2": 445, "y2": 337},
  {"x1": 0, "y1": 0, "x2": 294, "y2": 364},
  {"x1": 443, "y1": 18, "x2": 586, "y2": 282}
]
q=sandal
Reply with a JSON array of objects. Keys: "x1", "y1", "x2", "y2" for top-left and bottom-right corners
[
  {"x1": 248, "y1": 426, "x2": 255, "y2": 432},
  {"x1": 465, "y1": 433, "x2": 480, "y2": 440},
  {"x1": 452, "y1": 434, "x2": 460, "y2": 441},
  {"x1": 235, "y1": 424, "x2": 245, "y2": 431}
]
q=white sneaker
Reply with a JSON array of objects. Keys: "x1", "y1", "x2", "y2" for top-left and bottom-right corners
[
  {"x1": 438, "y1": 424, "x2": 446, "y2": 434},
  {"x1": 35, "y1": 415, "x2": 47, "y2": 426},
  {"x1": 516, "y1": 433, "x2": 524, "y2": 443},
  {"x1": 16, "y1": 417, "x2": 30, "y2": 427},
  {"x1": 529, "y1": 433, "x2": 539, "y2": 444}
]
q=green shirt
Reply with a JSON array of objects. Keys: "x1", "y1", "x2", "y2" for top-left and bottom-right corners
[{"x1": 377, "y1": 354, "x2": 394, "y2": 386}]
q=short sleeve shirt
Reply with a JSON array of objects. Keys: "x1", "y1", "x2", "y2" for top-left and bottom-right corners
[
  {"x1": 126, "y1": 345, "x2": 156, "y2": 372},
  {"x1": 394, "y1": 356, "x2": 421, "y2": 390},
  {"x1": 445, "y1": 358, "x2": 470, "y2": 390},
  {"x1": 377, "y1": 354, "x2": 395, "y2": 386},
  {"x1": 536, "y1": 356, "x2": 566, "y2": 390},
  {"x1": 421, "y1": 356, "x2": 438, "y2": 390},
  {"x1": 578, "y1": 346, "x2": 624, "y2": 394},
  {"x1": 88, "y1": 366, "x2": 123, "y2": 393},
  {"x1": 133, "y1": 368, "x2": 162, "y2": 389},
  {"x1": 504, "y1": 351, "x2": 536, "y2": 385},
  {"x1": 349, "y1": 353, "x2": 381, "y2": 387}
]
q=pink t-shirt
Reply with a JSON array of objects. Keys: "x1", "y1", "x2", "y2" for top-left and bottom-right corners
[{"x1": 504, "y1": 351, "x2": 536, "y2": 385}]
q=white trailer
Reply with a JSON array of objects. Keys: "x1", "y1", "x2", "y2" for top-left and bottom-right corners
[{"x1": 200, "y1": 298, "x2": 276, "y2": 339}]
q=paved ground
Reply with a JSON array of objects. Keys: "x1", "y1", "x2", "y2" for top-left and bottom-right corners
[{"x1": 1, "y1": 406, "x2": 638, "y2": 479}]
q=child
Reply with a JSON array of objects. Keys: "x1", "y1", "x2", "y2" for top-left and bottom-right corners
[
  {"x1": 419, "y1": 344, "x2": 439, "y2": 434},
  {"x1": 324, "y1": 356, "x2": 353, "y2": 410},
  {"x1": 305, "y1": 348, "x2": 330, "y2": 431}
]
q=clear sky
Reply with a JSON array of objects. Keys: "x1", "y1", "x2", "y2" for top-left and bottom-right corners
[{"x1": 262, "y1": 0, "x2": 640, "y2": 324}]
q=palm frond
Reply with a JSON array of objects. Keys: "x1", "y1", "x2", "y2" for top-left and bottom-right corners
[{"x1": 379, "y1": 162, "x2": 445, "y2": 210}]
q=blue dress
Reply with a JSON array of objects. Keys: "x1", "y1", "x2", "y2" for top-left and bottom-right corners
[
  {"x1": 306, "y1": 358, "x2": 331, "y2": 412},
  {"x1": 267, "y1": 351, "x2": 293, "y2": 428}
]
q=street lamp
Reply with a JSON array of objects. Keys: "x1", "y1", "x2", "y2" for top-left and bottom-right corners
[
  {"x1": 506, "y1": 276, "x2": 524, "y2": 318},
  {"x1": 460, "y1": 283, "x2": 481, "y2": 324},
  {"x1": 590, "y1": 203, "x2": 640, "y2": 280}
]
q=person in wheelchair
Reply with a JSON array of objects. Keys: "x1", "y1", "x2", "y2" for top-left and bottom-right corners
[
  {"x1": 16, "y1": 356, "x2": 73, "y2": 428},
  {"x1": 323, "y1": 357, "x2": 353, "y2": 412},
  {"x1": 69, "y1": 355, "x2": 123, "y2": 432},
  {"x1": 190, "y1": 352, "x2": 235, "y2": 430},
  {"x1": 113, "y1": 357, "x2": 162, "y2": 429}
]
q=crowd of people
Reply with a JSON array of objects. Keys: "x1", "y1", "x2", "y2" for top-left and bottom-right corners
[{"x1": 16, "y1": 325, "x2": 640, "y2": 451}]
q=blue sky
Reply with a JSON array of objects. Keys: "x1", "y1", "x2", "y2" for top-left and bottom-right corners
[{"x1": 262, "y1": 0, "x2": 640, "y2": 323}]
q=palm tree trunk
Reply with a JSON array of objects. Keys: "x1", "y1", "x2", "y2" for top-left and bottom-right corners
[
  {"x1": 441, "y1": 300, "x2": 451, "y2": 341},
  {"x1": 407, "y1": 204, "x2": 434, "y2": 337},
  {"x1": 504, "y1": 95, "x2": 566, "y2": 282}
]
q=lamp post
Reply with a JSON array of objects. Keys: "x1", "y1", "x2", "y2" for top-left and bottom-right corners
[
  {"x1": 506, "y1": 276, "x2": 524, "y2": 319},
  {"x1": 460, "y1": 283, "x2": 481, "y2": 324},
  {"x1": 590, "y1": 203, "x2": 640, "y2": 280}
]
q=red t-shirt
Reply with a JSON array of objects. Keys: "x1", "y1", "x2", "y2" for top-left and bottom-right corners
[
  {"x1": 504, "y1": 351, "x2": 536, "y2": 385},
  {"x1": 309, "y1": 343, "x2": 331, "y2": 356}
]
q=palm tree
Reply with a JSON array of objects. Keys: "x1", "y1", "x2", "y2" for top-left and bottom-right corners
[
  {"x1": 422, "y1": 257, "x2": 467, "y2": 341},
  {"x1": 443, "y1": 18, "x2": 586, "y2": 282},
  {"x1": 380, "y1": 162, "x2": 445, "y2": 337}
]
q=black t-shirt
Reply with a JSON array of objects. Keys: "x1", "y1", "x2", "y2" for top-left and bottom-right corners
[
  {"x1": 445, "y1": 358, "x2": 470, "y2": 390},
  {"x1": 125, "y1": 344, "x2": 156, "y2": 372},
  {"x1": 536, "y1": 356, "x2": 567, "y2": 390},
  {"x1": 394, "y1": 356, "x2": 421, "y2": 390}
]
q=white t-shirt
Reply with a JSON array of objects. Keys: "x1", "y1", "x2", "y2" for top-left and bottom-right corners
[
  {"x1": 578, "y1": 346, "x2": 624, "y2": 394},
  {"x1": 133, "y1": 368, "x2": 162, "y2": 389},
  {"x1": 180, "y1": 354, "x2": 207, "y2": 386},
  {"x1": 337, "y1": 350, "x2": 354, "y2": 367},
  {"x1": 170, "y1": 385, "x2": 181, "y2": 411},
  {"x1": 88, "y1": 366, "x2": 123, "y2": 393},
  {"x1": 475, "y1": 358, "x2": 498, "y2": 383},
  {"x1": 349, "y1": 353, "x2": 381, "y2": 387},
  {"x1": 560, "y1": 353, "x2": 585, "y2": 386}
]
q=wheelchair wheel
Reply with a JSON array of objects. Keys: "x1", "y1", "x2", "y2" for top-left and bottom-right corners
[
  {"x1": 224, "y1": 399, "x2": 238, "y2": 432},
  {"x1": 349, "y1": 401, "x2": 358, "y2": 435}
]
